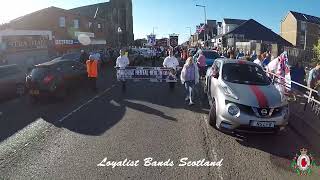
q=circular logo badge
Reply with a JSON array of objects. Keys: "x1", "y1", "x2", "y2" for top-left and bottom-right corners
[{"x1": 297, "y1": 154, "x2": 311, "y2": 171}]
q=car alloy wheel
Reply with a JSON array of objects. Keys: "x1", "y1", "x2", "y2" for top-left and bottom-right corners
[{"x1": 209, "y1": 98, "x2": 218, "y2": 129}]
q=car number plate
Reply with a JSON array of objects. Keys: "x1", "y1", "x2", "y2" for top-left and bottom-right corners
[
  {"x1": 251, "y1": 121, "x2": 275, "y2": 128},
  {"x1": 29, "y1": 90, "x2": 39, "y2": 95}
]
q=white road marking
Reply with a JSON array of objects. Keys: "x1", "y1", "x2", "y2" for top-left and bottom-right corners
[
  {"x1": 110, "y1": 100, "x2": 121, "y2": 107},
  {"x1": 58, "y1": 85, "x2": 115, "y2": 122},
  {"x1": 203, "y1": 115, "x2": 223, "y2": 180}
]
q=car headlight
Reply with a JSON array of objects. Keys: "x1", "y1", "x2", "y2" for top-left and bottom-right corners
[
  {"x1": 221, "y1": 84, "x2": 239, "y2": 100},
  {"x1": 227, "y1": 104, "x2": 240, "y2": 117}
]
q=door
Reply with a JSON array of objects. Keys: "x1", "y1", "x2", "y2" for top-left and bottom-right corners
[
  {"x1": 210, "y1": 61, "x2": 221, "y2": 99},
  {"x1": 60, "y1": 61, "x2": 78, "y2": 89}
]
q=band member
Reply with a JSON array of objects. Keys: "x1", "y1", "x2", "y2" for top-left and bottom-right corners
[
  {"x1": 116, "y1": 49, "x2": 130, "y2": 90},
  {"x1": 163, "y1": 48, "x2": 179, "y2": 90}
]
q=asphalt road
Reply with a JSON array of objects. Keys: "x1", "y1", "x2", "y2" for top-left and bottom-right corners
[{"x1": 0, "y1": 64, "x2": 319, "y2": 179}]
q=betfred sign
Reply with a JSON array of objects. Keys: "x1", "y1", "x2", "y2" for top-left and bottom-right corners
[{"x1": 55, "y1": 39, "x2": 80, "y2": 45}]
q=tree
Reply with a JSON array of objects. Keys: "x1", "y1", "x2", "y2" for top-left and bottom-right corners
[{"x1": 313, "y1": 39, "x2": 320, "y2": 65}]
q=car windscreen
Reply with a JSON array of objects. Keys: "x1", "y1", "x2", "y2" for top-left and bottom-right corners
[
  {"x1": 203, "y1": 51, "x2": 219, "y2": 59},
  {"x1": 222, "y1": 63, "x2": 271, "y2": 86},
  {"x1": 61, "y1": 53, "x2": 80, "y2": 60}
]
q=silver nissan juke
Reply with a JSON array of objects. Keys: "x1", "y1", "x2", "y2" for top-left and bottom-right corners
[{"x1": 204, "y1": 59, "x2": 290, "y2": 133}]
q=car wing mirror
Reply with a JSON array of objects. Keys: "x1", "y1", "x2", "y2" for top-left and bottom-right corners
[{"x1": 211, "y1": 71, "x2": 219, "y2": 79}]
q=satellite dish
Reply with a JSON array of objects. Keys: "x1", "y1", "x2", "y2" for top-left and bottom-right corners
[{"x1": 118, "y1": 27, "x2": 122, "y2": 33}]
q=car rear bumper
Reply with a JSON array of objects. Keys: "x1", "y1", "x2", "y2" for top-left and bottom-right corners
[{"x1": 28, "y1": 88, "x2": 56, "y2": 97}]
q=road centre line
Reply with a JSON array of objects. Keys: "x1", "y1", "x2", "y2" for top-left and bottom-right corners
[
  {"x1": 58, "y1": 84, "x2": 115, "y2": 122},
  {"x1": 203, "y1": 115, "x2": 223, "y2": 180}
]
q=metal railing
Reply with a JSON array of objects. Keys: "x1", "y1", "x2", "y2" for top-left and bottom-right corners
[{"x1": 266, "y1": 71, "x2": 320, "y2": 116}]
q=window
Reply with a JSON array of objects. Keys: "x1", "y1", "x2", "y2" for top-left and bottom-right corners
[
  {"x1": 202, "y1": 51, "x2": 220, "y2": 59},
  {"x1": 222, "y1": 63, "x2": 270, "y2": 85},
  {"x1": 301, "y1": 21, "x2": 306, "y2": 32},
  {"x1": 59, "y1": 17, "x2": 66, "y2": 27},
  {"x1": 98, "y1": 23, "x2": 103, "y2": 32},
  {"x1": 300, "y1": 35, "x2": 306, "y2": 47},
  {"x1": 74, "y1": 19, "x2": 79, "y2": 29}
]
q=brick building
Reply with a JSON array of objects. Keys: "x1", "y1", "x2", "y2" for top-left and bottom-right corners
[
  {"x1": 1, "y1": 6, "x2": 108, "y2": 55},
  {"x1": 281, "y1": 11, "x2": 320, "y2": 49},
  {"x1": 69, "y1": 0, "x2": 134, "y2": 47}
]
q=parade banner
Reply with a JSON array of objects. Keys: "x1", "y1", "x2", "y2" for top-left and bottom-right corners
[
  {"x1": 116, "y1": 67, "x2": 178, "y2": 82},
  {"x1": 169, "y1": 35, "x2": 178, "y2": 48},
  {"x1": 147, "y1": 35, "x2": 156, "y2": 46}
]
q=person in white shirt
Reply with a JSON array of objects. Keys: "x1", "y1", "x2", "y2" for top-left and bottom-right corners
[
  {"x1": 116, "y1": 50, "x2": 130, "y2": 68},
  {"x1": 163, "y1": 49, "x2": 179, "y2": 90},
  {"x1": 116, "y1": 50, "x2": 130, "y2": 91},
  {"x1": 253, "y1": 54, "x2": 262, "y2": 67},
  {"x1": 163, "y1": 49, "x2": 179, "y2": 70}
]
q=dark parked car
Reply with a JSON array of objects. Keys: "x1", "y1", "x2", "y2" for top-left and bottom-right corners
[
  {"x1": 0, "y1": 64, "x2": 26, "y2": 99},
  {"x1": 60, "y1": 53, "x2": 81, "y2": 62},
  {"x1": 25, "y1": 59, "x2": 88, "y2": 101}
]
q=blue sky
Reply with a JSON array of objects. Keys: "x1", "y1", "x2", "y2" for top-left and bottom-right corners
[{"x1": 1, "y1": 0, "x2": 320, "y2": 44}]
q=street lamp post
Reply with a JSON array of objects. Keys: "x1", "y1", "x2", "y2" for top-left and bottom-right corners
[
  {"x1": 117, "y1": 27, "x2": 122, "y2": 49},
  {"x1": 186, "y1": 27, "x2": 192, "y2": 46},
  {"x1": 152, "y1": 26, "x2": 158, "y2": 35},
  {"x1": 196, "y1": 4, "x2": 207, "y2": 45}
]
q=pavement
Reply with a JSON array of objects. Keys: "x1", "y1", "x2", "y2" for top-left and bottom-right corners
[{"x1": 0, "y1": 63, "x2": 319, "y2": 179}]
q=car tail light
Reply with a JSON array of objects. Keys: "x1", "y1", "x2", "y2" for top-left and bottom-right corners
[{"x1": 43, "y1": 75, "x2": 54, "y2": 84}]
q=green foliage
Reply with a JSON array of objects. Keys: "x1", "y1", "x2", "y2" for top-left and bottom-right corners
[{"x1": 313, "y1": 39, "x2": 320, "y2": 65}]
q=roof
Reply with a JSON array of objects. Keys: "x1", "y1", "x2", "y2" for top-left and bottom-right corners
[
  {"x1": 289, "y1": 11, "x2": 320, "y2": 25},
  {"x1": 223, "y1": 18, "x2": 247, "y2": 25},
  {"x1": 9, "y1": 6, "x2": 63, "y2": 23},
  {"x1": 7, "y1": 6, "x2": 105, "y2": 25},
  {"x1": 217, "y1": 58, "x2": 258, "y2": 66},
  {"x1": 223, "y1": 19, "x2": 292, "y2": 46},
  {"x1": 69, "y1": 2, "x2": 109, "y2": 19}
]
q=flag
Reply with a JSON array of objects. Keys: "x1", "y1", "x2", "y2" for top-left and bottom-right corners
[
  {"x1": 196, "y1": 25, "x2": 205, "y2": 34},
  {"x1": 267, "y1": 51, "x2": 291, "y2": 95},
  {"x1": 169, "y1": 35, "x2": 178, "y2": 48},
  {"x1": 147, "y1": 35, "x2": 156, "y2": 46}
]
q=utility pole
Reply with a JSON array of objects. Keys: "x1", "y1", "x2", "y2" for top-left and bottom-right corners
[
  {"x1": 304, "y1": 28, "x2": 307, "y2": 50},
  {"x1": 152, "y1": 27, "x2": 158, "y2": 35},
  {"x1": 196, "y1": 4, "x2": 207, "y2": 46},
  {"x1": 186, "y1": 27, "x2": 192, "y2": 46}
]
